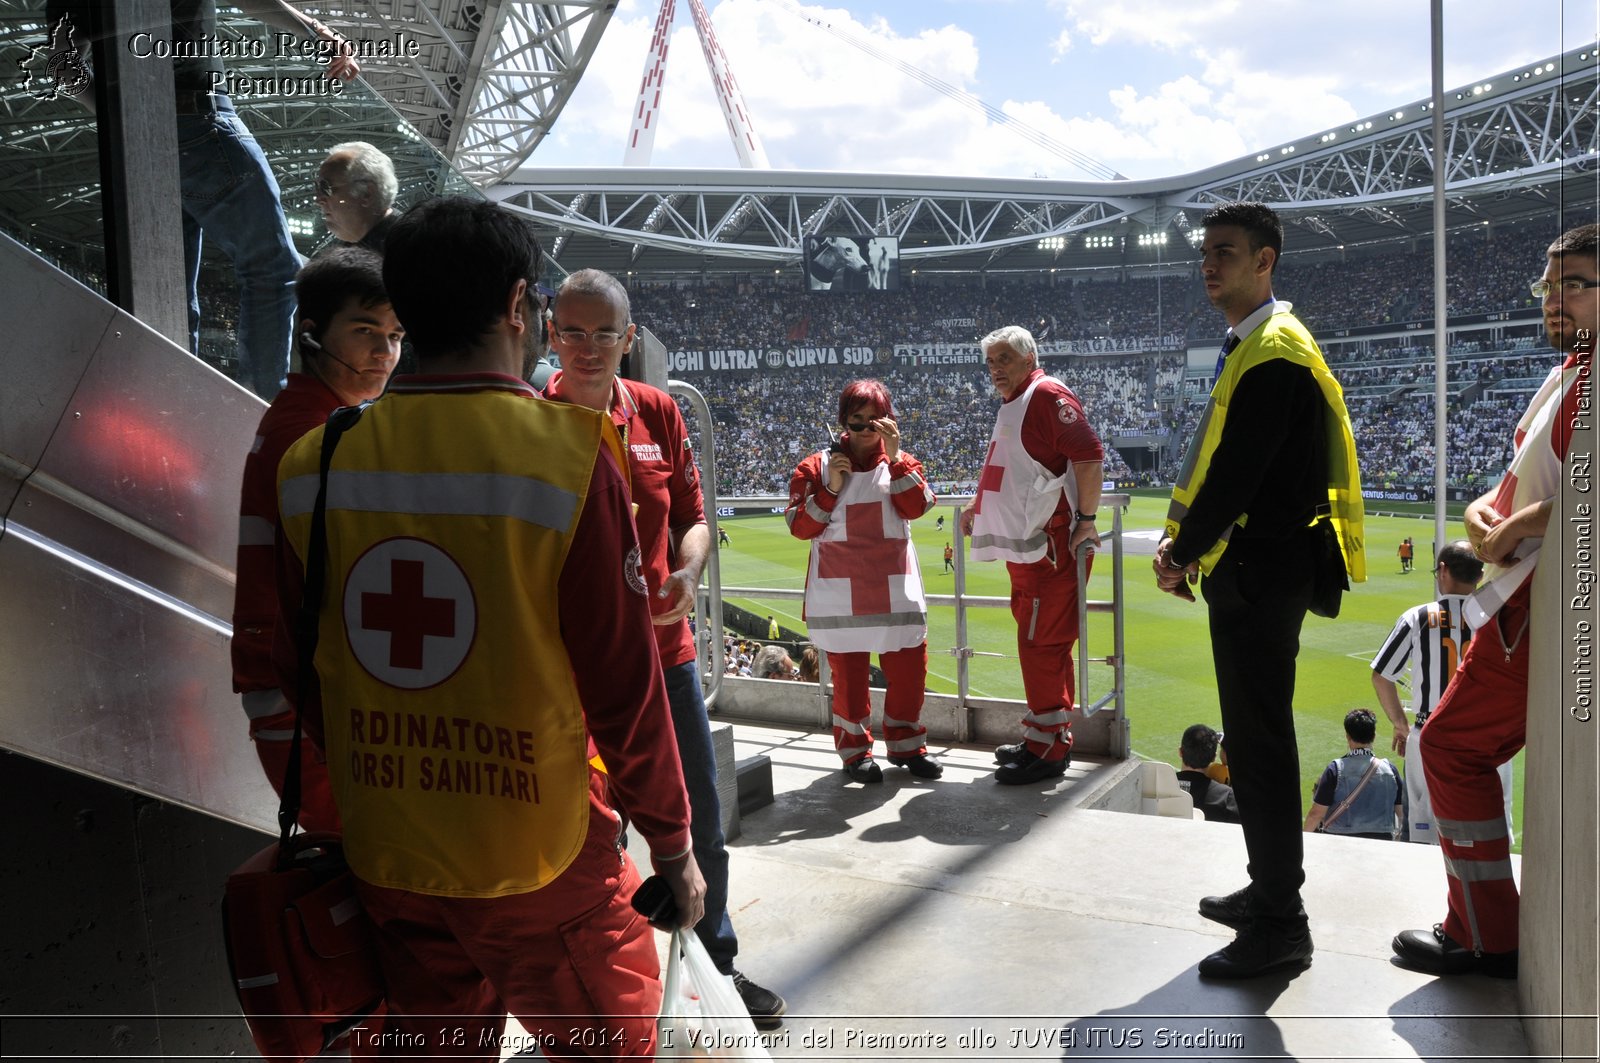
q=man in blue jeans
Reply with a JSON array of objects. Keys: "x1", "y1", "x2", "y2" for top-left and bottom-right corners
[
  {"x1": 175, "y1": 0, "x2": 362, "y2": 398},
  {"x1": 544, "y1": 268, "x2": 786, "y2": 1028},
  {"x1": 54, "y1": 0, "x2": 362, "y2": 397}
]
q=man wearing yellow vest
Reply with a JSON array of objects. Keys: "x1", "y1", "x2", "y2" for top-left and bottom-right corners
[
  {"x1": 275, "y1": 197, "x2": 704, "y2": 1060},
  {"x1": 1154, "y1": 201, "x2": 1364, "y2": 979}
]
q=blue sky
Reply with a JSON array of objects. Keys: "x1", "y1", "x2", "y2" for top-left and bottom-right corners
[{"x1": 535, "y1": 0, "x2": 1600, "y2": 179}]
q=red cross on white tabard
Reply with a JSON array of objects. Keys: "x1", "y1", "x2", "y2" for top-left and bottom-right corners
[
  {"x1": 361, "y1": 558, "x2": 456, "y2": 670},
  {"x1": 974, "y1": 440, "x2": 1004, "y2": 514},
  {"x1": 815, "y1": 500, "x2": 898, "y2": 615}
]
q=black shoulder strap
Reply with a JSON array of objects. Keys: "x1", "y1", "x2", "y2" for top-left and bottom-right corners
[{"x1": 278, "y1": 403, "x2": 368, "y2": 850}]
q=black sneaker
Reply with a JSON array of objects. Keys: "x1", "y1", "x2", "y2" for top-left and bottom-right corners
[
  {"x1": 994, "y1": 741, "x2": 1026, "y2": 764},
  {"x1": 994, "y1": 749, "x2": 1069, "y2": 785},
  {"x1": 888, "y1": 753, "x2": 944, "y2": 779},
  {"x1": 1198, "y1": 885, "x2": 1254, "y2": 931},
  {"x1": 843, "y1": 756, "x2": 883, "y2": 783},
  {"x1": 1392, "y1": 924, "x2": 1518, "y2": 979},
  {"x1": 731, "y1": 970, "x2": 787, "y2": 1029},
  {"x1": 1198, "y1": 922, "x2": 1313, "y2": 979}
]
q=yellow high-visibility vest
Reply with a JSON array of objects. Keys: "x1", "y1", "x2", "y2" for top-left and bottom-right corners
[
  {"x1": 1167, "y1": 306, "x2": 1365, "y2": 581},
  {"x1": 279, "y1": 380, "x2": 623, "y2": 897}
]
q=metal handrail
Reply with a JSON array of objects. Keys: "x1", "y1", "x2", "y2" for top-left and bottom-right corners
[
  {"x1": 706, "y1": 488, "x2": 1130, "y2": 756},
  {"x1": 667, "y1": 379, "x2": 727, "y2": 710}
]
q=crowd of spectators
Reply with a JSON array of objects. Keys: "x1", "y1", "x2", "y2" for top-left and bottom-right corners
[
  {"x1": 676, "y1": 345, "x2": 1548, "y2": 499},
  {"x1": 635, "y1": 223, "x2": 1561, "y2": 499}
]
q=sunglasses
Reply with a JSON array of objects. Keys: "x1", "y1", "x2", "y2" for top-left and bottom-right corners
[{"x1": 845, "y1": 419, "x2": 879, "y2": 433}]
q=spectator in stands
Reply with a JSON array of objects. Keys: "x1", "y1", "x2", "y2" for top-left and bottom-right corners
[
  {"x1": 751, "y1": 644, "x2": 798, "y2": 679},
  {"x1": 1393, "y1": 222, "x2": 1598, "y2": 980},
  {"x1": 1175, "y1": 724, "x2": 1240, "y2": 823},
  {"x1": 543, "y1": 267, "x2": 786, "y2": 1027},
  {"x1": 316, "y1": 141, "x2": 399, "y2": 252},
  {"x1": 231, "y1": 246, "x2": 402, "y2": 832},
  {"x1": 788, "y1": 379, "x2": 943, "y2": 783},
  {"x1": 796, "y1": 645, "x2": 820, "y2": 683},
  {"x1": 1303, "y1": 710, "x2": 1402, "y2": 839},
  {"x1": 962, "y1": 325, "x2": 1104, "y2": 786}
]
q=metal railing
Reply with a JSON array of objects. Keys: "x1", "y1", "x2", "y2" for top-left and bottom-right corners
[{"x1": 703, "y1": 483, "x2": 1131, "y2": 756}]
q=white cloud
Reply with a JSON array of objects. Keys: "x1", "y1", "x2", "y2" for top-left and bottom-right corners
[{"x1": 536, "y1": 0, "x2": 1600, "y2": 181}]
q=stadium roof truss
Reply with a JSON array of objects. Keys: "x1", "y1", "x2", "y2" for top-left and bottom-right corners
[
  {"x1": 294, "y1": 0, "x2": 618, "y2": 185},
  {"x1": 498, "y1": 43, "x2": 1600, "y2": 277},
  {"x1": 0, "y1": 0, "x2": 614, "y2": 243}
]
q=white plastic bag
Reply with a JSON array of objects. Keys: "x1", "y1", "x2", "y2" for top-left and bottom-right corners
[{"x1": 657, "y1": 929, "x2": 775, "y2": 1061}]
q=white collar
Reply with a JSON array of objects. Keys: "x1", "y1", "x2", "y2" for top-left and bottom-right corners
[{"x1": 1228, "y1": 298, "x2": 1294, "y2": 346}]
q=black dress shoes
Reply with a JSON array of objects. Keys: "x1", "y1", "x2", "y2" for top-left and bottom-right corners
[
  {"x1": 843, "y1": 756, "x2": 883, "y2": 784},
  {"x1": 888, "y1": 753, "x2": 944, "y2": 779},
  {"x1": 1392, "y1": 925, "x2": 1517, "y2": 979},
  {"x1": 1198, "y1": 923, "x2": 1314, "y2": 978},
  {"x1": 994, "y1": 749, "x2": 1069, "y2": 785},
  {"x1": 1198, "y1": 885, "x2": 1254, "y2": 931}
]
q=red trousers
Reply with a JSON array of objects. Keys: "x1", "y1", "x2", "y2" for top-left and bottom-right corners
[
  {"x1": 1419, "y1": 582, "x2": 1529, "y2": 954},
  {"x1": 828, "y1": 643, "x2": 928, "y2": 763},
  {"x1": 351, "y1": 789, "x2": 661, "y2": 1060},
  {"x1": 1005, "y1": 546, "x2": 1092, "y2": 761},
  {"x1": 248, "y1": 695, "x2": 341, "y2": 833}
]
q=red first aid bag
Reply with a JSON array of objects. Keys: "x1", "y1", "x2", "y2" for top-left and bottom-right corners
[{"x1": 222, "y1": 831, "x2": 384, "y2": 1060}]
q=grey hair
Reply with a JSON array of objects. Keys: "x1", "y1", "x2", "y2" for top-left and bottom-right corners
[
  {"x1": 329, "y1": 141, "x2": 398, "y2": 211},
  {"x1": 751, "y1": 644, "x2": 792, "y2": 678},
  {"x1": 980, "y1": 324, "x2": 1039, "y2": 361}
]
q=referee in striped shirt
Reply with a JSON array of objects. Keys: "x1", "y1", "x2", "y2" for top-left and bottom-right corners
[{"x1": 1370, "y1": 540, "x2": 1513, "y2": 844}]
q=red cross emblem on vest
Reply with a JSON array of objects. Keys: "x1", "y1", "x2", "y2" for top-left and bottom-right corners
[
  {"x1": 814, "y1": 499, "x2": 904, "y2": 616},
  {"x1": 343, "y1": 537, "x2": 477, "y2": 689}
]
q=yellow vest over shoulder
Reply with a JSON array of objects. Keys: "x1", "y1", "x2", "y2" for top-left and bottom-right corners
[
  {"x1": 1166, "y1": 306, "x2": 1365, "y2": 581},
  {"x1": 279, "y1": 385, "x2": 618, "y2": 897}
]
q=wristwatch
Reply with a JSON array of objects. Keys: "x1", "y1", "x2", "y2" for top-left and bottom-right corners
[{"x1": 1075, "y1": 510, "x2": 1097, "y2": 522}]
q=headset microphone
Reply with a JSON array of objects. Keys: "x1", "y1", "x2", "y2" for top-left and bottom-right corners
[{"x1": 301, "y1": 332, "x2": 364, "y2": 375}]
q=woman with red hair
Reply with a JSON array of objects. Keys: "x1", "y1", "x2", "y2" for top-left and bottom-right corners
[{"x1": 785, "y1": 379, "x2": 941, "y2": 782}]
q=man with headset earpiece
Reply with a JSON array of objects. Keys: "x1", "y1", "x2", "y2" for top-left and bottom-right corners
[{"x1": 230, "y1": 246, "x2": 403, "y2": 830}]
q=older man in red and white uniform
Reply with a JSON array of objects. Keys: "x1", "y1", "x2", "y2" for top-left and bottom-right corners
[
  {"x1": 961, "y1": 325, "x2": 1105, "y2": 785},
  {"x1": 1393, "y1": 222, "x2": 1598, "y2": 979},
  {"x1": 788, "y1": 379, "x2": 942, "y2": 783}
]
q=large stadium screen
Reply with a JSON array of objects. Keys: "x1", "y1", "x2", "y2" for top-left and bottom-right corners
[{"x1": 802, "y1": 235, "x2": 900, "y2": 292}]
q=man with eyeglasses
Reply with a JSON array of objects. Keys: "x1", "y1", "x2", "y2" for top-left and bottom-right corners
[
  {"x1": 275, "y1": 200, "x2": 704, "y2": 1058},
  {"x1": 960, "y1": 324, "x2": 1104, "y2": 786},
  {"x1": 543, "y1": 268, "x2": 787, "y2": 1030},
  {"x1": 315, "y1": 141, "x2": 398, "y2": 252},
  {"x1": 1393, "y1": 222, "x2": 1598, "y2": 980}
]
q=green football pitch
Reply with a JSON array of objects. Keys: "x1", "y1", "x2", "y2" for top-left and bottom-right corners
[{"x1": 713, "y1": 495, "x2": 1525, "y2": 845}]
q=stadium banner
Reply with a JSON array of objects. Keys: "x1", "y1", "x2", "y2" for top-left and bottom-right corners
[
  {"x1": 713, "y1": 502, "x2": 795, "y2": 519},
  {"x1": 667, "y1": 346, "x2": 889, "y2": 374},
  {"x1": 1361, "y1": 486, "x2": 1478, "y2": 504},
  {"x1": 894, "y1": 335, "x2": 1182, "y2": 366},
  {"x1": 665, "y1": 335, "x2": 1182, "y2": 375}
]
